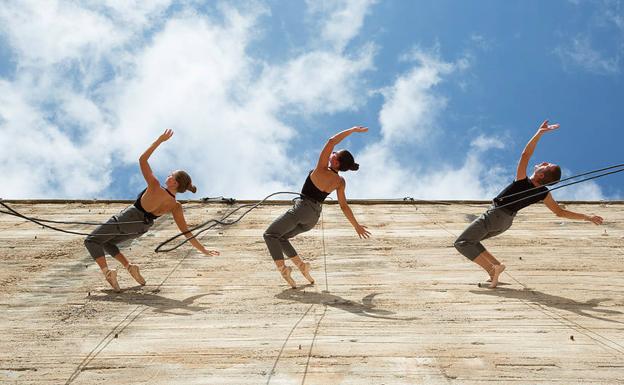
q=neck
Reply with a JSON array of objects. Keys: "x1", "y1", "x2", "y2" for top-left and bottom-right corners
[
  {"x1": 528, "y1": 175, "x2": 540, "y2": 187},
  {"x1": 329, "y1": 167, "x2": 339, "y2": 174}
]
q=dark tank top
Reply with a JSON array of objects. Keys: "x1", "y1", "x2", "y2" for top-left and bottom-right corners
[
  {"x1": 301, "y1": 172, "x2": 330, "y2": 203},
  {"x1": 493, "y1": 177, "x2": 549, "y2": 213},
  {"x1": 133, "y1": 188, "x2": 176, "y2": 220}
]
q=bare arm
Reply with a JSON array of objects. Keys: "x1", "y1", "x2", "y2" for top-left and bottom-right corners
[
  {"x1": 516, "y1": 120, "x2": 559, "y2": 181},
  {"x1": 336, "y1": 178, "x2": 371, "y2": 239},
  {"x1": 543, "y1": 193, "x2": 603, "y2": 224},
  {"x1": 139, "y1": 129, "x2": 174, "y2": 189},
  {"x1": 172, "y1": 203, "x2": 220, "y2": 256},
  {"x1": 315, "y1": 126, "x2": 368, "y2": 171}
]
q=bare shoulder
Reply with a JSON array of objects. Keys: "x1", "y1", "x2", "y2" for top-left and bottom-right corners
[{"x1": 171, "y1": 201, "x2": 183, "y2": 213}]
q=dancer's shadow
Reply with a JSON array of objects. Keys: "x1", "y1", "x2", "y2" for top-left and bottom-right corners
[
  {"x1": 91, "y1": 288, "x2": 222, "y2": 316},
  {"x1": 471, "y1": 287, "x2": 623, "y2": 324},
  {"x1": 276, "y1": 287, "x2": 418, "y2": 321}
]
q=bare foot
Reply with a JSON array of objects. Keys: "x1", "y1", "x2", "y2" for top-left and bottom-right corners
[
  {"x1": 489, "y1": 264, "x2": 506, "y2": 288},
  {"x1": 104, "y1": 269, "x2": 121, "y2": 292},
  {"x1": 279, "y1": 266, "x2": 296, "y2": 289},
  {"x1": 487, "y1": 264, "x2": 505, "y2": 283},
  {"x1": 299, "y1": 262, "x2": 315, "y2": 284}
]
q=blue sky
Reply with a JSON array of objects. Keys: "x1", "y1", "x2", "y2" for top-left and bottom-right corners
[{"x1": 0, "y1": 0, "x2": 622, "y2": 200}]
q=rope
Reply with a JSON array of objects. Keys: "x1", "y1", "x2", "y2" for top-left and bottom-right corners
[
  {"x1": 2, "y1": 162, "x2": 622, "y2": 245},
  {"x1": 0, "y1": 201, "x2": 145, "y2": 237},
  {"x1": 266, "y1": 304, "x2": 315, "y2": 385},
  {"x1": 491, "y1": 166, "x2": 624, "y2": 212},
  {"x1": 495, "y1": 162, "x2": 624, "y2": 201},
  {"x1": 320, "y1": 209, "x2": 329, "y2": 293},
  {"x1": 155, "y1": 191, "x2": 303, "y2": 253}
]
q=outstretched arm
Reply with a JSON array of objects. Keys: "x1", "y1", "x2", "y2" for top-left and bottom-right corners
[
  {"x1": 516, "y1": 120, "x2": 559, "y2": 180},
  {"x1": 336, "y1": 178, "x2": 371, "y2": 239},
  {"x1": 543, "y1": 194, "x2": 603, "y2": 224},
  {"x1": 315, "y1": 126, "x2": 368, "y2": 171},
  {"x1": 172, "y1": 203, "x2": 220, "y2": 256},
  {"x1": 139, "y1": 129, "x2": 174, "y2": 188}
]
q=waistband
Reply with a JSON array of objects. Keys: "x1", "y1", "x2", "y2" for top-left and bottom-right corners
[
  {"x1": 130, "y1": 204, "x2": 158, "y2": 222},
  {"x1": 490, "y1": 203, "x2": 516, "y2": 216},
  {"x1": 299, "y1": 193, "x2": 325, "y2": 204}
]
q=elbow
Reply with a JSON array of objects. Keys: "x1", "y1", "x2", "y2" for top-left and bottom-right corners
[{"x1": 339, "y1": 202, "x2": 349, "y2": 212}]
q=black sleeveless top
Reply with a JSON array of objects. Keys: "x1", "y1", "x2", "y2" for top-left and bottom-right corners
[
  {"x1": 301, "y1": 172, "x2": 331, "y2": 203},
  {"x1": 493, "y1": 177, "x2": 549, "y2": 214},
  {"x1": 133, "y1": 188, "x2": 175, "y2": 220}
]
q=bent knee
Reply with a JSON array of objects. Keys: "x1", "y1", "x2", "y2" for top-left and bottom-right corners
[{"x1": 453, "y1": 238, "x2": 466, "y2": 251}]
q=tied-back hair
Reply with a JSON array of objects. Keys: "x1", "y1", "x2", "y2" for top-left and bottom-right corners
[
  {"x1": 174, "y1": 170, "x2": 196, "y2": 193},
  {"x1": 541, "y1": 165, "x2": 562, "y2": 185},
  {"x1": 336, "y1": 149, "x2": 359, "y2": 172}
]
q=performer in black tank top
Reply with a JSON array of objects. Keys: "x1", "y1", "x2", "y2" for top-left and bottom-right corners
[
  {"x1": 133, "y1": 187, "x2": 176, "y2": 221},
  {"x1": 301, "y1": 171, "x2": 331, "y2": 202},
  {"x1": 454, "y1": 120, "x2": 603, "y2": 288},
  {"x1": 84, "y1": 129, "x2": 219, "y2": 292},
  {"x1": 263, "y1": 126, "x2": 371, "y2": 289}
]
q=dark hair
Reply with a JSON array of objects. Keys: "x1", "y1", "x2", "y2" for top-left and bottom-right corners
[
  {"x1": 174, "y1": 170, "x2": 196, "y2": 193},
  {"x1": 336, "y1": 149, "x2": 359, "y2": 172},
  {"x1": 541, "y1": 165, "x2": 561, "y2": 185}
]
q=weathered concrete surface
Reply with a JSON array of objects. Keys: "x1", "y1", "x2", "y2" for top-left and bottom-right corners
[{"x1": 1, "y1": 201, "x2": 623, "y2": 385}]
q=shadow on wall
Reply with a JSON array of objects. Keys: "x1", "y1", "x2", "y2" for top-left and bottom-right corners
[
  {"x1": 471, "y1": 287, "x2": 623, "y2": 324},
  {"x1": 88, "y1": 288, "x2": 222, "y2": 316},
  {"x1": 276, "y1": 288, "x2": 419, "y2": 321}
]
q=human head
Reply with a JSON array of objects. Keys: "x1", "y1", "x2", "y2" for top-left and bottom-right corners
[
  {"x1": 330, "y1": 149, "x2": 359, "y2": 172},
  {"x1": 166, "y1": 170, "x2": 197, "y2": 193},
  {"x1": 533, "y1": 162, "x2": 561, "y2": 186}
]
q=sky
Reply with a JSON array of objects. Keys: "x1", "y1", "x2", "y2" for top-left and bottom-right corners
[{"x1": 0, "y1": 0, "x2": 623, "y2": 201}]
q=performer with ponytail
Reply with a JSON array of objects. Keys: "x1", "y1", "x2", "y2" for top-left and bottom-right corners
[
  {"x1": 263, "y1": 126, "x2": 371, "y2": 288},
  {"x1": 84, "y1": 129, "x2": 219, "y2": 291}
]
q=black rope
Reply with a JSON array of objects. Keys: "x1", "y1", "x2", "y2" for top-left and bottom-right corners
[
  {"x1": 491, "y1": 167, "x2": 624, "y2": 212},
  {"x1": 201, "y1": 196, "x2": 237, "y2": 204},
  {"x1": 0, "y1": 201, "x2": 146, "y2": 236},
  {"x1": 154, "y1": 191, "x2": 303, "y2": 253},
  {"x1": 494, "y1": 163, "x2": 624, "y2": 202}
]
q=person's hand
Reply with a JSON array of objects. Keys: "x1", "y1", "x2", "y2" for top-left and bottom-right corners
[
  {"x1": 355, "y1": 224, "x2": 371, "y2": 239},
  {"x1": 157, "y1": 128, "x2": 174, "y2": 143},
  {"x1": 202, "y1": 248, "x2": 220, "y2": 256},
  {"x1": 538, "y1": 120, "x2": 559, "y2": 133},
  {"x1": 588, "y1": 215, "x2": 603, "y2": 225},
  {"x1": 350, "y1": 126, "x2": 368, "y2": 133}
]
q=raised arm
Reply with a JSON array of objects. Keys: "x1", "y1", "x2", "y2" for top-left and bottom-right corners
[
  {"x1": 315, "y1": 126, "x2": 368, "y2": 171},
  {"x1": 516, "y1": 120, "x2": 559, "y2": 181},
  {"x1": 139, "y1": 129, "x2": 174, "y2": 188},
  {"x1": 543, "y1": 193, "x2": 603, "y2": 224},
  {"x1": 171, "y1": 203, "x2": 220, "y2": 256},
  {"x1": 336, "y1": 178, "x2": 371, "y2": 239}
]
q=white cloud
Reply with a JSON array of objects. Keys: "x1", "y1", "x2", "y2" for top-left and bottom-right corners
[
  {"x1": 0, "y1": 0, "x2": 377, "y2": 199},
  {"x1": 555, "y1": 36, "x2": 620, "y2": 75},
  {"x1": 0, "y1": 80, "x2": 112, "y2": 198},
  {"x1": 349, "y1": 50, "x2": 510, "y2": 200},
  {"x1": 266, "y1": 44, "x2": 376, "y2": 115},
  {"x1": 378, "y1": 48, "x2": 468, "y2": 145},
  {"x1": 551, "y1": 180, "x2": 606, "y2": 201},
  {"x1": 555, "y1": 1, "x2": 624, "y2": 75},
  {"x1": 306, "y1": 0, "x2": 376, "y2": 52},
  {"x1": 471, "y1": 134, "x2": 505, "y2": 152}
]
